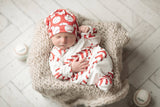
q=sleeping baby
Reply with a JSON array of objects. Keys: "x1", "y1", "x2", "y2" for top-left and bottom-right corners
[{"x1": 45, "y1": 9, "x2": 113, "y2": 91}]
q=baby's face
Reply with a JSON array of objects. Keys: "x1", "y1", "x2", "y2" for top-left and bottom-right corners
[{"x1": 51, "y1": 32, "x2": 76, "y2": 50}]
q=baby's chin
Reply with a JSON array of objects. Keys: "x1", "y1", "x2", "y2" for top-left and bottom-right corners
[
  {"x1": 58, "y1": 46, "x2": 68, "y2": 50},
  {"x1": 60, "y1": 48, "x2": 66, "y2": 50}
]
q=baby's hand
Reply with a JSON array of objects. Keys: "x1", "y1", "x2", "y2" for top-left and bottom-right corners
[
  {"x1": 78, "y1": 25, "x2": 90, "y2": 33},
  {"x1": 71, "y1": 58, "x2": 89, "y2": 73}
]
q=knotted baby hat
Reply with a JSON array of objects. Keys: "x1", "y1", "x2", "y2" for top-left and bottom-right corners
[{"x1": 44, "y1": 9, "x2": 79, "y2": 38}]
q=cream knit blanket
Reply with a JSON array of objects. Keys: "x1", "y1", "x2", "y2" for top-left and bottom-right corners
[{"x1": 27, "y1": 11, "x2": 130, "y2": 107}]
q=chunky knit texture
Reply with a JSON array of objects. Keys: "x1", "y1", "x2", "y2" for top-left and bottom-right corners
[{"x1": 27, "y1": 11, "x2": 130, "y2": 107}]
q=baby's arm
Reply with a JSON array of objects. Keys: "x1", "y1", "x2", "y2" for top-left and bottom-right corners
[
  {"x1": 50, "y1": 61, "x2": 73, "y2": 80},
  {"x1": 49, "y1": 52, "x2": 73, "y2": 80},
  {"x1": 49, "y1": 54, "x2": 89, "y2": 80},
  {"x1": 79, "y1": 25, "x2": 97, "y2": 39}
]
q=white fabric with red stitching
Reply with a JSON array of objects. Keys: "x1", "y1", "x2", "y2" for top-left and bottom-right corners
[{"x1": 49, "y1": 27, "x2": 113, "y2": 91}]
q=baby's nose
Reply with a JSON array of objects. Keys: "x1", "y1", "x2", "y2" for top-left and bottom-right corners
[{"x1": 61, "y1": 37, "x2": 67, "y2": 44}]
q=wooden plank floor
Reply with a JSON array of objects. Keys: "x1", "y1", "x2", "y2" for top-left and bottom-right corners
[{"x1": 0, "y1": 0, "x2": 160, "y2": 107}]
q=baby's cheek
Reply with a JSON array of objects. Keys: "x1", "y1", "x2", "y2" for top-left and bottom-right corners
[{"x1": 69, "y1": 38, "x2": 76, "y2": 45}]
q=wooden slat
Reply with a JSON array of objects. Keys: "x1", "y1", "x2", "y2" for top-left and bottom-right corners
[
  {"x1": 12, "y1": 67, "x2": 31, "y2": 91},
  {"x1": 22, "y1": 84, "x2": 62, "y2": 107},
  {"x1": 12, "y1": 0, "x2": 47, "y2": 22},
  {"x1": 0, "y1": 24, "x2": 20, "y2": 51},
  {"x1": 150, "y1": 67, "x2": 160, "y2": 88},
  {"x1": 0, "y1": 0, "x2": 33, "y2": 31},
  {"x1": 0, "y1": 14, "x2": 8, "y2": 32},
  {"x1": 0, "y1": 26, "x2": 34, "y2": 70},
  {"x1": 120, "y1": 0, "x2": 160, "y2": 28},
  {"x1": 124, "y1": 20, "x2": 155, "y2": 58},
  {"x1": 0, "y1": 59, "x2": 26, "y2": 88},
  {"x1": 55, "y1": 0, "x2": 99, "y2": 21},
  {"x1": 0, "y1": 97, "x2": 9, "y2": 107},
  {"x1": 0, "y1": 82, "x2": 34, "y2": 107},
  {"x1": 141, "y1": 0, "x2": 160, "y2": 16},
  {"x1": 129, "y1": 45, "x2": 160, "y2": 88},
  {"x1": 125, "y1": 28, "x2": 160, "y2": 74},
  {"x1": 99, "y1": 0, "x2": 142, "y2": 29},
  {"x1": 77, "y1": 0, "x2": 132, "y2": 31},
  {"x1": 34, "y1": 0, "x2": 62, "y2": 14}
]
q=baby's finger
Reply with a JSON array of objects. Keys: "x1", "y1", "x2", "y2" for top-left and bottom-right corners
[
  {"x1": 73, "y1": 57, "x2": 79, "y2": 62},
  {"x1": 85, "y1": 27, "x2": 89, "y2": 33},
  {"x1": 79, "y1": 58, "x2": 87, "y2": 63},
  {"x1": 80, "y1": 61, "x2": 89, "y2": 66},
  {"x1": 80, "y1": 64, "x2": 89, "y2": 69},
  {"x1": 80, "y1": 68, "x2": 87, "y2": 71}
]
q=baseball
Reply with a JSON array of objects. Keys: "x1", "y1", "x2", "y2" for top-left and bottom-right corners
[
  {"x1": 133, "y1": 89, "x2": 151, "y2": 107},
  {"x1": 14, "y1": 43, "x2": 29, "y2": 61}
]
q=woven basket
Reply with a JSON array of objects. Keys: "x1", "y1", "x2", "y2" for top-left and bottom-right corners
[{"x1": 27, "y1": 11, "x2": 130, "y2": 107}]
